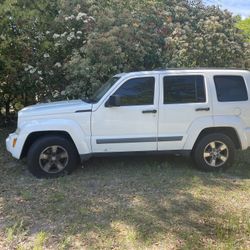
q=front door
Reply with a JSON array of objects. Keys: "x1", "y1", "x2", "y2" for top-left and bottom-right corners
[{"x1": 91, "y1": 75, "x2": 159, "y2": 153}]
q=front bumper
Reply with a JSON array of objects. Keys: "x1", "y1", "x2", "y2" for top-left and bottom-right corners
[{"x1": 6, "y1": 132, "x2": 21, "y2": 159}]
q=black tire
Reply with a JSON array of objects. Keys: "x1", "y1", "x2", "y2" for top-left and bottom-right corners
[
  {"x1": 27, "y1": 136, "x2": 79, "y2": 178},
  {"x1": 193, "y1": 133, "x2": 235, "y2": 171}
]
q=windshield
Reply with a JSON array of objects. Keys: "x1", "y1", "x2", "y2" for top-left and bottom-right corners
[{"x1": 90, "y1": 77, "x2": 121, "y2": 103}]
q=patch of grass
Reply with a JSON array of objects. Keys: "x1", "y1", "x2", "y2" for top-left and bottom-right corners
[
  {"x1": 33, "y1": 231, "x2": 48, "y2": 250},
  {"x1": 0, "y1": 127, "x2": 250, "y2": 249},
  {"x1": 47, "y1": 192, "x2": 65, "y2": 203},
  {"x1": 6, "y1": 220, "x2": 26, "y2": 242},
  {"x1": 4, "y1": 219, "x2": 29, "y2": 249},
  {"x1": 58, "y1": 235, "x2": 72, "y2": 250},
  {"x1": 20, "y1": 190, "x2": 34, "y2": 201},
  {"x1": 215, "y1": 213, "x2": 250, "y2": 248}
]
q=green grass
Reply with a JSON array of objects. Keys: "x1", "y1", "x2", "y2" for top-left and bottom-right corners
[{"x1": 0, "y1": 127, "x2": 250, "y2": 249}]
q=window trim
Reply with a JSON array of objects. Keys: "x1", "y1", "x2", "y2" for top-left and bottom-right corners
[
  {"x1": 162, "y1": 74, "x2": 207, "y2": 105},
  {"x1": 213, "y1": 75, "x2": 249, "y2": 103}
]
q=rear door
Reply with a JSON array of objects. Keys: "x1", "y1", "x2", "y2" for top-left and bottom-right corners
[{"x1": 158, "y1": 73, "x2": 212, "y2": 150}]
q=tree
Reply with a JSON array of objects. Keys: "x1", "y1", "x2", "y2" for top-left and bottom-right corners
[
  {"x1": 0, "y1": 0, "x2": 249, "y2": 119},
  {"x1": 64, "y1": 0, "x2": 248, "y2": 98},
  {"x1": 236, "y1": 17, "x2": 250, "y2": 69},
  {"x1": 236, "y1": 17, "x2": 250, "y2": 42},
  {"x1": 0, "y1": 0, "x2": 60, "y2": 117}
]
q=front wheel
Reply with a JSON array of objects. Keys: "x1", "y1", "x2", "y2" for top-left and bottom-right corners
[
  {"x1": 193, "y1": 133, "x2": 235, "y2": 171},
  {"x1": 27, "y1": 136, "x2": 79, "y2": 178}
]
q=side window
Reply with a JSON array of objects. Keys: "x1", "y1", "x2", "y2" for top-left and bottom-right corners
[
  {"x1": 114, "y1": 77, "x2": 155, "y2": 106},
  {"x1": 214, "y1": 75, "x2": 248, "y2": 102},
  {"x1": 163, "y1": 75, "x2": 206, "y2": 104}
]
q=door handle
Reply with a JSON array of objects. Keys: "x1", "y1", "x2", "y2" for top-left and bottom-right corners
[
  {"x1": 142, "y1": 109, "x2": 157, "y2": 114},
  {"x1": 195, "y1": 107, "x2": 210, "y2": 112}
]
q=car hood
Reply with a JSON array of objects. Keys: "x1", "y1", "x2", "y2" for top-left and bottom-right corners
[{"x1": 19, "y1": 100, "x2": 92, "y2": 118}]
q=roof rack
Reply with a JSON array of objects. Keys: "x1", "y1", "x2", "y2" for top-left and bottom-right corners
[{"x1": 153, "y1": 67, "x2": 248, "y2": 71}]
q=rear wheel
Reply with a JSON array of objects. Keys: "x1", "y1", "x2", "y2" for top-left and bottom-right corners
[
  {"x1": 27, "y1": 136, "x2": 79, "y2": 178},
  {"x1": 193, "y1": 133, "x2": 235, "y2": 171}
]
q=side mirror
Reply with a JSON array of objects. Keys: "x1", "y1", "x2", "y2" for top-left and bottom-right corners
[{"x1": 105, "y1": 95, "x2": 121, "y2": 107}]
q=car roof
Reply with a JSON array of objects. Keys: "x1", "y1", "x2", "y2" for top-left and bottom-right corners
[{"x1": 115, "y1": 68, "x2": 250, "y2": 77}]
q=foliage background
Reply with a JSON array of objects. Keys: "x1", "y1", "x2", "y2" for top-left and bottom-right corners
[{"x1": 0, "y1": 0, "x2": 249, "y2": 122}]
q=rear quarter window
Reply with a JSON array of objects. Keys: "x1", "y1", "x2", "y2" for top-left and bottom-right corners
[{"x1": 214, "y1": 75, "x2": 248, "y2": 102}]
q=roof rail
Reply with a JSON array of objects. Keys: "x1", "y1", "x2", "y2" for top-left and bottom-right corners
[{"x1": 153, "y1": 67, "x2": 248, "y2": 71}]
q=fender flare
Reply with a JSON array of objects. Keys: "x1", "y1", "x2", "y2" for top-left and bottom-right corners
[
  {"x1": 183, "y1": 116, "x2": 213, "y2": 150},
  {"x1": 183, "y1": 116, "x2": 248, "y2": 150},
  {"x1": 18, "y1": 119, "x2": 91, "y2": 158}
]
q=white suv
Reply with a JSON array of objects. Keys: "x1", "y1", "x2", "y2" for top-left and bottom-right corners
[{"x1": 6, "y1": 69, "x2": 250, "y2": 178}]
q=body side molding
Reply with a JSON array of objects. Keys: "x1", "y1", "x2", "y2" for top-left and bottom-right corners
[{"x1": 96, "y1": 136, "x2": 183, "y2": 144}]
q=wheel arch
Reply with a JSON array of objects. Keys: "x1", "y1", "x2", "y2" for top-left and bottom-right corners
[
  {"x1": 192, "y1": 127, "x2": 241, "y2": 152},
  {"x1": 20, "y1": 131, "x2": 78, "y2": 159}
]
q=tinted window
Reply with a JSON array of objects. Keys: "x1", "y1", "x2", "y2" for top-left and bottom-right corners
[
  {"x1": 163, "y1": 75, "x2": 206, "y2": 104},
  {"x1": 91, "y1": 77, "x2": 120, "y2": 103},
  {"x1": 214, "y1": 76, "x2": 248, "y2": 102},
  {"x1": 114, "y1": 77, "x2": 155, "y2": 106}
]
